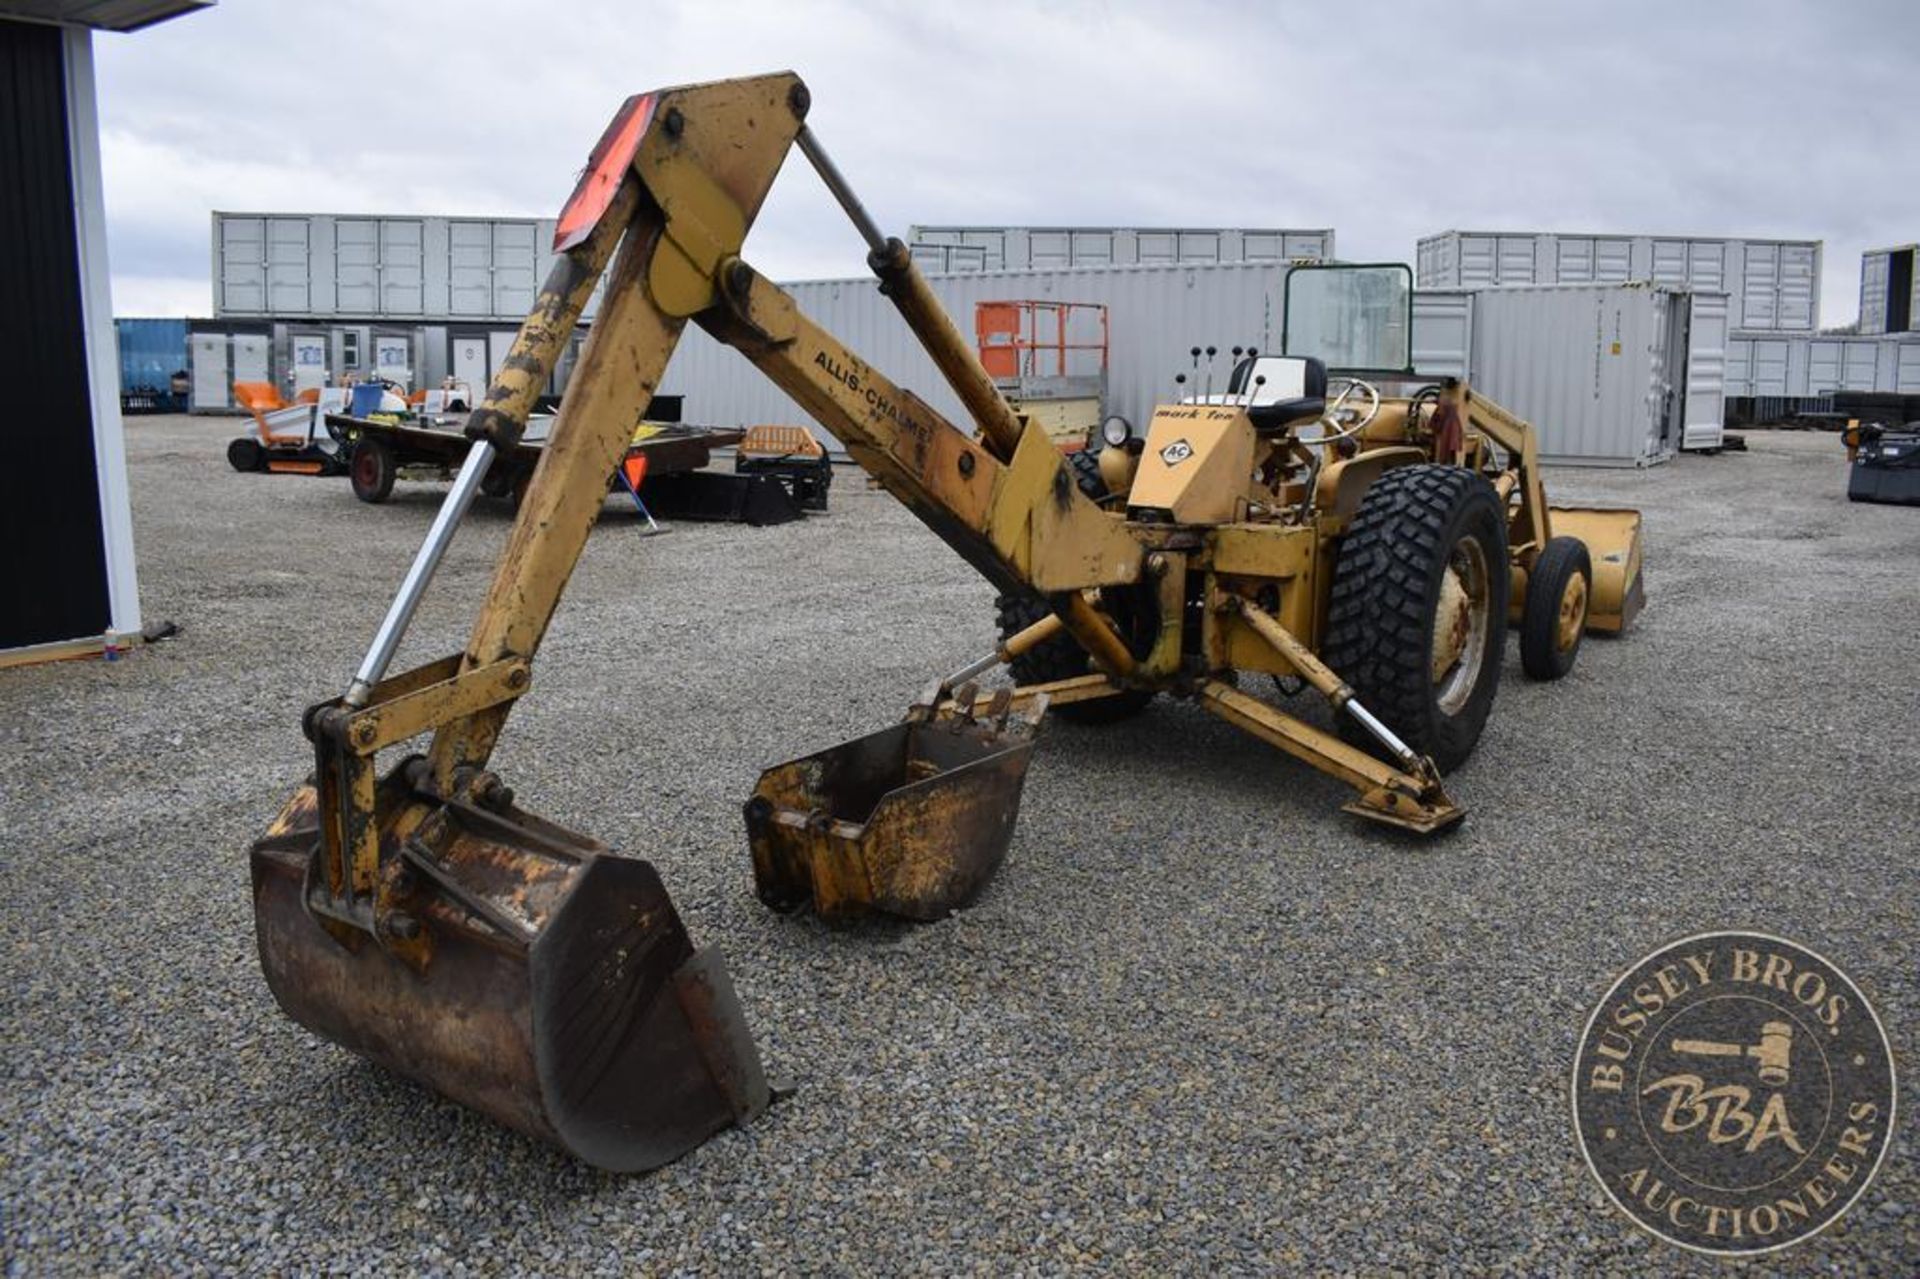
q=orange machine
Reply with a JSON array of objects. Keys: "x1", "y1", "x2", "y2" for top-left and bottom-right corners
[{"x1": 225, "y1": 382, "x2": 344, "y2": 475}]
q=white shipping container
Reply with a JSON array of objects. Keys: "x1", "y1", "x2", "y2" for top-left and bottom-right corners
[
  {"x1": 908, "y1": 225, "x2": 1335, "y2": 273},
  {"x1": 1416, "y1": 230, "x2": 1821, "y2": 333},
  {"x1": 1724, "y1": 330, "x2": 1920, "y2": 397},
  {"x1": 1857, "y1": 245, "x2": 1916, "y2": 336},
  {"x1": 661, "y1": 261, "x2": 1299, "y2": 446},
  {"x1": 212, "y1": 211, "x2": 599, "y2": 324},
  {"x1": 1463, "y1": 284, "x2": 1722, "y2": 466}
]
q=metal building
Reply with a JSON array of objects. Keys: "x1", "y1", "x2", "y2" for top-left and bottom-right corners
[
  {"x1": 1416, "y1": 230, "x2": 1821, "y2": 332},
  {"x1": 0, "y1": 0, "x2": 210, "y2": 667},
  {"x1": 906, "y1": 225, "x2": 1335, "y2": 274}
]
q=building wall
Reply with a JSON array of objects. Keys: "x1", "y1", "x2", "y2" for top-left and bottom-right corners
[{"x1": 0, "y1": 20, "x2": 141, "y2": 659}]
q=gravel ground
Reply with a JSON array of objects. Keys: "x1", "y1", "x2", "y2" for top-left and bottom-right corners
[{"x1": 2, "y1": 417, "x2": 1914, "y2": 1275}]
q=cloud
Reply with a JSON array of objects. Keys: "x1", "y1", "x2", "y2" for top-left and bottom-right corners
[{"x1": 90, "y1": 0, "x2": 1920, "y2": 326}]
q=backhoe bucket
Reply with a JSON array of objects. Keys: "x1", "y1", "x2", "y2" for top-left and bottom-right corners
[
  {"x1": 249, "y1": 767, "x2": 770, "y2": 1173},
  {"x1": 1549, "y1": 506, "x2": 1645, "y2": 633},
  {"x1": 745, "y1": 694, "x2": 1046, "y2": 923}
]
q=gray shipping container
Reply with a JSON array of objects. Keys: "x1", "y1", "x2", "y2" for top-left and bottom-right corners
[
  {"x1": 907, "y1": 225, "x2": 1335, "y2": 273},
  {"x1": 211, "y1": 211, "x2": 608, "y2": 324},
  {"x1": 1726, "y1": 331, "x2": 1920, "y2": 398},
  {"x1": 660, "y1": 260, "x2": 1298, "y2": 445},
  {"x1": 1460, "y1": 284, "x2": 1728, "y2": 465},
  {"x1": 1416, "y1": 230, "x2": 1820, "y2": 333},
  {"x1": 1857, "y1": 245, "x2": 1917, "y2": 335}
]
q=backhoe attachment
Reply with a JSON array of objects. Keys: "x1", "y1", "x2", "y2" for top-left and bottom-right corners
[
  {"x1": 248, "y1": 71, "x2": 1093, "y2": 1168},
  {"x1": 746, "y1": 687, "x2": 1048, "y2": 923}
]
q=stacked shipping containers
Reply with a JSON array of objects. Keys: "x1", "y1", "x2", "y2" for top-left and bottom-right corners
[
  {"x1": 191, "y1": 212, "x2": 604, "y2": 410},
  {"x1": 1416, "y1": 230, "x2": 1819, "y2": 331},
  {"x1": 907, "y1": 225, "x2": 1335, "y2": 274}
]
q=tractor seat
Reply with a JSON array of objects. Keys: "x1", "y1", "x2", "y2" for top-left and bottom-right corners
[{"x1": 1228, "y1": 355, "x2": 1327, "y2": 433}]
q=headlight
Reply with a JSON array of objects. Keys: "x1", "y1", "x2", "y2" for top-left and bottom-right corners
[{"x1": 1101, "y1": 415, "x2": 1132, "y2": 448}]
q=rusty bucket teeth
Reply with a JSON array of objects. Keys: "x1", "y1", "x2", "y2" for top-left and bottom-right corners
[
  {"x1": 745, "y1": 699, "x2": 1046, "y2": 924},
  {"x1": 250, "y1": 766, "x2": 770, "y2": 1173}
]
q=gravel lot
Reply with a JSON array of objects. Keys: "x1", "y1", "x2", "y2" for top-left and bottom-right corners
[{"x1": 3, "y1": 417, "x2": 1914, "y2": 1274}]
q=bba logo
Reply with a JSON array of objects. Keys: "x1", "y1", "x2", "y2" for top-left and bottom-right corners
[{"x1": 1572, "y1": 932, "x2": 1894, "y2": 1255}]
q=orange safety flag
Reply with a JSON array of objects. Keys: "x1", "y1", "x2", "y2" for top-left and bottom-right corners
[{"x1": 620, "y1": 452, "x2": 649, "y2": 492}]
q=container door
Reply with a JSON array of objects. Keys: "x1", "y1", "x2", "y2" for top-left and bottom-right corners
[
  {"x1": 374, "y1": 335, "x2": 412, "y2": 390},
  {"x1": 491, "y1": 223, "x2": 538, "y2": 317},
  {"x1": 219, "y1": 217, "x2": 266, "y2": 312},
  {"x1": 381, "y1": 220, "x2": 425, "y2": 314},
  {"x1": 290, "y1": 332, "x2": 328, "y2": 394},
  {"x1": 1742, "y1": 244, "x2": 1780, "y2": 330},
  {"x1": 265, "y1": 219, "x2": 311, "y2": 313},
  {"x1": 451, "y1": 336, "x2": 486, "y2": 391},
  {"x1": 1859, "y1": 251, "x2": 1889, "y2": 334},
  {"x1": 232, "y1": 333, "x2": 270, "y2": 387},
  {"x1": 1680, "y1": 294, "x2": 1728, "y2": 450},
  {"x1": 190, "y1": 333, "x2": 228, "y2": 410},
  {"x1": 448, "y1": 222, "x2": 492, "y2": 316},
  {"x1": 334, "y1": 219, "x2": 379, "y2": 313},
  {"x1": 1775, "y1": 245, "x2": 1817, "y2": 331}
]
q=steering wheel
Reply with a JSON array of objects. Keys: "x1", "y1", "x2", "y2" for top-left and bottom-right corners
[{"x1": 1322, "y1": 377, "x2": 1381, "y2": 438}]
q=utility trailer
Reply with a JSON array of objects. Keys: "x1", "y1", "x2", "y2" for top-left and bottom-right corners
[{"x1": 324, "y1": 411, "x2": 747, "y2": 508}]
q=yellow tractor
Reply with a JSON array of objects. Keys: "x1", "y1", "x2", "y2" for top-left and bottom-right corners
[{"x1": 249, "y1": 72, "x2": 1644, "y2": 1171}]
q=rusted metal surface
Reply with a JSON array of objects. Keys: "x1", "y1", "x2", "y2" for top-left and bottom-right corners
[
  {"x1": 250, "y1": 762, "x2": 770, "y2": 1172},
  {"x1": 745, "y1": 701, "x2": 1044, "y2": 923}
]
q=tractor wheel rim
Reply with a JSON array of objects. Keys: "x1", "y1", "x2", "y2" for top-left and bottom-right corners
[
  {"x1": 1432, "y1": 538, "x2": 1490, "y2": 715},
  {"x1": 1557, "y1": 574, "x2": 1589, "y2": 652},
  {"x1": 354, "y1": 452, "x2": 377, "y2": 485}
]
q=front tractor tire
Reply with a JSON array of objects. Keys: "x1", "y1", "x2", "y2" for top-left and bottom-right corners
[
  {"x1": 1519, "y1": 536, "x2": 1592, "y2": 681},
  {"x1": 1324, "y1": 465, "x2": 1509, "y2": 774}
]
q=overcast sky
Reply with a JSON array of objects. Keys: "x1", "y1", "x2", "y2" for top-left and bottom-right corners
[{"x1": 94, "y1": 0, "x2": 1917, "y2": 328}]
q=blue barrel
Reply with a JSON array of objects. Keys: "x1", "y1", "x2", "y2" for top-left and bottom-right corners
[{"x1": 350, "y1": 383, "x2": 386, "y2": 417}]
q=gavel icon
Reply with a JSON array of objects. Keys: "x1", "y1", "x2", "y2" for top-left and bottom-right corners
[{"x1": 1672, "y1": 1021, "x2": 1794, "y2": 1087}]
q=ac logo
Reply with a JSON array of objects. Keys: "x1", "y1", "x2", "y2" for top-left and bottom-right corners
[
  {"x1": 1159, "y1": 438, "x2": 1194, "y2": 467},
  {"x1": 1573, "y1": 932, "x2": 1894, "y2": 1256}
]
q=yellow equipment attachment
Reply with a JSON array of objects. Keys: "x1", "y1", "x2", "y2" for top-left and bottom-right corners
[{"x1": 248, "y1": 72, "x2": 1643, "y2": 1170}]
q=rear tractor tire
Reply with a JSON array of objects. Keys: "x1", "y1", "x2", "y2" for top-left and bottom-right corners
[
  {"x1": 993, "y1": 593, "x2": 1154, "y2": 725},
  {"x1": 1519, "y1": 536, "x2": 1591, "y2": 681},
  {"x1": 1323, "y1": 464, "x2": 1509, "y2": 774}
]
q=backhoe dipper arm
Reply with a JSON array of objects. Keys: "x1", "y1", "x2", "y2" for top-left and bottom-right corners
[{"x1": 419, "y1": 73, "x2": 1141, "y2": 779}]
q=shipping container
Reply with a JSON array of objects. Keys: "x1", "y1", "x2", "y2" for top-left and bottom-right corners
[
  {"x1": 907, "y1": 225, "x2": 1335, "y2": 273},
  {"x1": 1725, "y1": 330, "x2": 1920, "y2": 399},
  {"x1": 1416, "y1": 230, "x2": 1821, "y2": 332},
  {"x1": 1462, "y1": 283, "x2": 1726, "y2": 466},
  {"x1": 114, "y1": 317, "x2": 189, "y2": 411},
  {"x1": 210, "y1": 212, "x2": 608, "y2": 323},
  {"x1": 660, "y1": 260, "x2": 1301, "y2": 445},
  {"x1": 1858, "y1": 245, "x2": 1917, "y2": 335}
]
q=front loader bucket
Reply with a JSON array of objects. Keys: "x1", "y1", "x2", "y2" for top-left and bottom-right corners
[
  {"x1": 745, "y1": 696, "x2": 1046, "y2": 923},
  {"x1": 249, "y1": 772, "x2": 770, "y2": 1173},
  {"x1": 1549, "y1": 506, "x2": 1645, "y2": 633}
]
